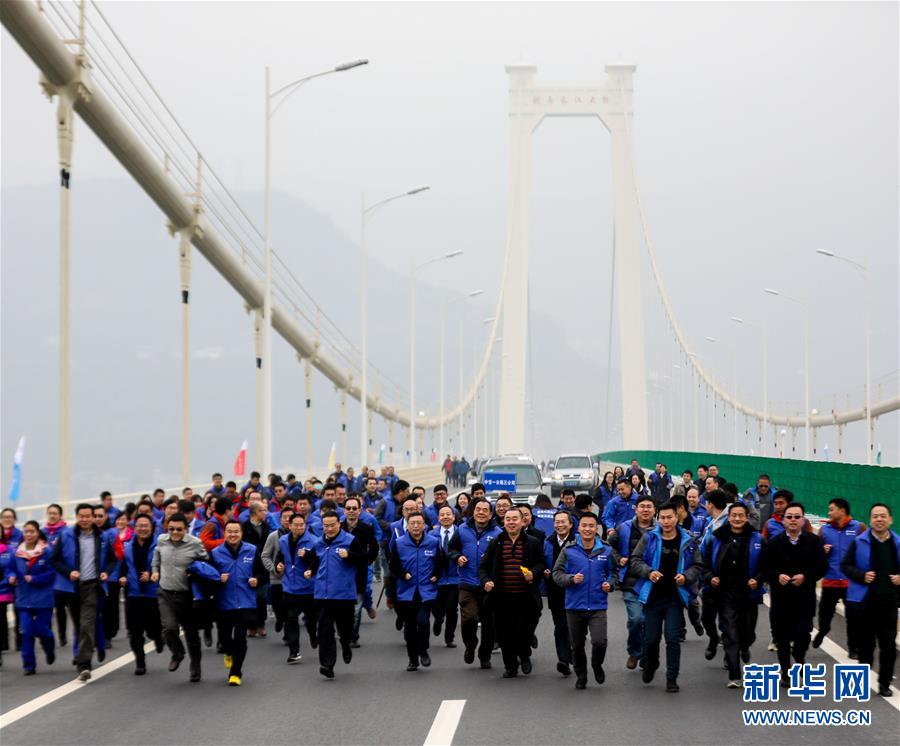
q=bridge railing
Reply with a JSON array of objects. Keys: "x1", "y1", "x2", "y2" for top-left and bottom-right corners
[{"x1": 595, "y1": 450, "x2": 900, "y2": 518}]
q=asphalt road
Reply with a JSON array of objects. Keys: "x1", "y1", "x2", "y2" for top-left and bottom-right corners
[{"x1": 1, "y1": 580, "x2": 897, "y2": 746}]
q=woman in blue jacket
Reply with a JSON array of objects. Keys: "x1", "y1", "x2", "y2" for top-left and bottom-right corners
[
  {"x1": 210, "y1": 521, "x2": 258, "y2": 686},
  {"x1": 7, "y1": 521, "x2": 56, "y2": 674}
]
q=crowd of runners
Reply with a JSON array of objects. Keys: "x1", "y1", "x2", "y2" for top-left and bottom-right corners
[{"x1": 0, "y1": 459, "x2": 896, "y2": 696}]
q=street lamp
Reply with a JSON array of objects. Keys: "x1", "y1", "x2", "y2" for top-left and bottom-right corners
[
  {"x1": 686, "y1": 352, "x2": 700, "y2": 450},
  {"x1": 441, "y1": 289, "x2": 483, "y2": 460},
  {"x1": 409, "y1": 250, "x2": 464, "y2": 466},
  {"x1": 360, "y1": 184, "x2": 430, "y2": 468},
  {"x1": 731, "y1": 315, "x2": 768, "y2": 456},
  {"x1": 262, "y1": 58, "x2": 368, "y2": 475},
  {"x1": 764, "y1": 288, "x2": 810, "y2": 459},
  {"x1": 816, "y1": 249, "x2": 872, "y2": 464}
]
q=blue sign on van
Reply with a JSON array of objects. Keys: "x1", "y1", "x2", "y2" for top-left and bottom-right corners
[{"x1": 483, "y1": 472, "x2": 517, "y2": 492}]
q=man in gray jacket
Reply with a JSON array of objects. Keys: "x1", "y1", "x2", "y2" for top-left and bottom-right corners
[
  {"x1": 151, "y1": 513, "x2": 209, "y2": 682},
  {"x1": 260, "y1": 509, "x2": 293, "y2": 639}
]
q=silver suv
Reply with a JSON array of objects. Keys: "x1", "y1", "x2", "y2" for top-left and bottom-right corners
[{"x1": 547, "y1": 454, "x2": 598, "y2": 497}]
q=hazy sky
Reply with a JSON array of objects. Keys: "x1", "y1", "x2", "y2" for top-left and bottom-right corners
[{"x1": 2, "y1": 1, "x2": 898, "y2": 475}]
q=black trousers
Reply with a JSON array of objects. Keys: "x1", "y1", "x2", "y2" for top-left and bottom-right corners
[
  {"x1": 718, "y1": 592, "x2": 759, "y2": 679},
  {"x1": 566, "y1": 609, "x2": 607, "y2": 677},
  {"x1": 270, "y1": 584, "x2": 286, "y2": 629},
  {"x1": 459, "y1": 588, "x2": 495, "y2": 663},
  {"x1": 125, "y1": 595, "x2": 162, "y2": 666},
  {"x1": 771, "y1": 593, "x2": 815, "y2": 675},
  {"x1": 548, "y1": 591, "x2": 572, "y2": 665},
  {"x1": 431, "y1": 585, "x2": 459, "y2": 644},
  {"x1": 251, "y1": 583, "x2": 268, "y2": 629},
  {"x1": 102, "y1": 583, "x2": 121, "y2": 641},
  {"x1": 852, "y1": 596, "x2": 898, "y2": 689},
  {"x1": 74, "y1": 581, "x2": 101, "y2": 672},
  {"x1": 284, "y1": 592, "x2": 317, "y2": 656},
  {"x1": 315, "y1": 599, "x2": 354, "y2": 670},
  {"x1": 158, "y1": 589, "x2": 202, "y2": 667},
  {"x1": 397, "y1": 595, "x2": 432, "y2": 661},
  {"x1": 494, "y1": 593, "x2": 536, "y2": 672},
  {"x1": 55, "y1": 590, "x2": 77, "y2": 643},
  {"x1": 817, "y1": 586, "x2": 856, "y2": 651},
  {"x1": 700, "y1": 588, "x2": 720, "y2": 644},
  {"x1": 218, "y1": 609, "x2": 254, "y2": 677}
]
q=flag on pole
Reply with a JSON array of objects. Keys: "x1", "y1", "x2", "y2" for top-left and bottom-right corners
[
  {"x1": 233, "y1": 440, "x2": 248, "y2": 477},
  {"x1": 326, "y1": 442, "x2": 337, "y2": 472},
  {"x1": 7, "y1": 436, "x2": 25, "y2": 503}
]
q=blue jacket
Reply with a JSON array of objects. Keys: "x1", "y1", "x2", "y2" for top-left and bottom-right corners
[
  {"x1": 358, "y1": 510, "x2": 383, "y2": 543},
  {"x1": 186, "y1": 560, "x2": 221, "y2": 602},
  {"x1": 553, "y1": 540, "x2": 618, "y2": 611},
  {"x1": 120, "y1": 536, "x2": 159, "y2": 598},
  {"x1": 704, "y1": 527, "x2": 765, "y2": 600},
  {"x1": 238, "y1": 510, "x2": 279, "y2": 532},
  {"x1": 50, "y1": 525, "x2": 115, "y2": 594},
  {"x1": 612, "y1": 518, "x2": 654, "y2": 584},
  {"x1": 632, "y1": 526, "x2": 703, "y2": 607},
  {"x1": 424, "y1": 502, "x2": 458, "y2": 528},
  {"x1": 429, "y1": 527, "x2": 460, "y2": 586},
  {"x1": 820, "y1": 518, "x2": 864, "y2": 583},
  {"x1": 595, "y1": 484, "x2": 616, "y2": 511},
  {"x1": 843, "y1": 529, "x2": 900, "y2": 604},
  {"x1": 602, "y1": 494, "x2": 637, "y2": 531},
  {"x1": 3, "y1": 526, "x2": 24, "y2": 549},
  {"x1": 446, "y1": 518, "x2": 502, "y2": 589},
  {"x1": 310, "y1": 530, "x2": 360, "y2": 601},
  {"x1": 0, "y1": 544, "x2": 11, "y2": 601},
  {"x1": 390, "y1": 531, "x2": 440, "y2": 602},
  {"x1": 8, "y1": 547, "x2": 56, "y2": 609},
  {"x1": 210, "y1": 541, "x2": 258, "y2": 611},
  {"x1": 532, "y1": 508, "x2": 557, "y2": 538},
  {"x1": 278, "y1": 531, "x2": 317, "y2": 596}
]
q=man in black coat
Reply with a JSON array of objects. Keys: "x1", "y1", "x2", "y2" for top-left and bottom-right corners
[
  {"x1": 479, "y1": 507, "x2": 546, "y2": 678},
  {"x1": 543, "y1": 510, "x2": 576, "y2": 676},
  {"x1": 241, "y1": 502, "x2": 272, "y2": 636},
  {"x1": 341, "y1": 496, "x2": 380, "y2": 647},
  {"x1": 760, "y1": 501, "x2": 827, "y2": 685}
]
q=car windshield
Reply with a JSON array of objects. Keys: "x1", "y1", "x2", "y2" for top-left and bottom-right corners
[
  {"x1": 483, "y1": 464, "x2": 541, "y2": 490},
  {"x1": 556, "y1": 457, "x2": 591, "y2": 470}
]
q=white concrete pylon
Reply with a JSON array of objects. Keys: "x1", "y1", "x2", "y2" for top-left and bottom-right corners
[{"x1": 500, "y1": 63, "x2": 649, "y2": 453}]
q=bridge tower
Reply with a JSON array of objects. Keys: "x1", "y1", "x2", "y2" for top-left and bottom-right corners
[{"x1": 499, "y1": 63, "x2": 649, "y2": 452}]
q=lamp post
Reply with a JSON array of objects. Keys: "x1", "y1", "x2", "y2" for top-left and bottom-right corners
[
  {"x1": 731, "y1": 315, "x2": 768, "y2": 456},
  {"x1": 687, "y1": 352, "x2": 699, "y2": 450},
  {"x1": 409, "y1": 250, "x2": 464, "y2": 466},
  {"x1": 263, "y1": 58, "x2": 368, "y2": 475},
  {"x1": 764, "y1": 288, "x2": 810, "y2": 459},
  {"x1": 816, "y1": 249, "x2": 872, "y2": 464},
  {"x1": 441, "y1": 289, "x2": 483, "y2": 460},
  {"x1": 360, "y1": 184, "x2": 430, "y2": 468},
  {"x1": 673, "y1": 363, "x2": 685, "y2": 450}
]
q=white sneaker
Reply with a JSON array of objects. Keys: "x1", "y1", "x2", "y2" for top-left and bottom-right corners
[
  {"x1": 766, "y1": 641, "x2": 777, "y2": 652},
  {"x1": 287, "y1": 653, "x2": 303, "y2": 665},
  {"x1": 727, "y1": 679, "x2": 741, "y2": 689},
  {"x1": 77, "y1": 670, "x2": 91, "y2": 682}
]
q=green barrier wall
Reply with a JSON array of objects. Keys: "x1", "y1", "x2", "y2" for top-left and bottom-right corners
[{"x1": 595, "y1": 450, "x2": 900, "y2": 518}]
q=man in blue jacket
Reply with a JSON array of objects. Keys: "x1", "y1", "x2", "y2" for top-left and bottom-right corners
[
  {"x1": 430, "y1": 505, "x2": 460, "y2": 648},
  {"x1": 390, "y1": 512, "x2": 441, "y2": 671},
  {"x1": 50, "y1": 503, "x2": 116, "y2": 682},
  {"x1": 210, "y1": 521, "x2": 258, "y2": 686},
  {"x1": 552, "y1": 511, "x2": 619, "y2": 689},
  {"x1": 631, "y1": 501, "x2": 704, "y2": 693},
  {"x1": 447, "y1": 498, "x2": 501, "y2": 669},
  {"x1": 603, "y1": 479, "x2": 638, "y2": 537},
  {"x1": 813, "y1": 498, "x2": 864, "y2": 654},
  {"x1": 304, "y1": 511, "x2": 366, "y2": 679},
  {"x1": 276, "y1": 512, "x2": 317, "y2": 664},
  {"x1": 840, "y1": 503, "x2": 900, "y2": 697},
  {"x1": 117, "y1": 515, "x2": 164, "y2": 675}
]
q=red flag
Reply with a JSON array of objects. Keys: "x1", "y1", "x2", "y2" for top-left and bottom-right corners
[{"x1": 233, "y1": 439, "x2": 247, "y2": 477}]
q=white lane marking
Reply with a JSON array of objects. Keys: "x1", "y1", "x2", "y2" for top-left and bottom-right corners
[
  {"x1": 0, "y1": 642, "x2": 154, "y2": 730},
  {"x1": 761, "y1": 596, "x2": 898, "y2": 711},
  {"x1": 423, "y1": 699, "x2": 466, "y2": 746}
]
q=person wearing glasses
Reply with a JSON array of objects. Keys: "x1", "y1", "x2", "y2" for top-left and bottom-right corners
[
  {"x1": 760, "y1": 501, "x2": 827, "y2": 687},
  {"x1": 150, "y1": 513, "x2": 209, "y2": 682},
  {"x1": 340, "y1": 497, "x2": 379, "y2": 648}
]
